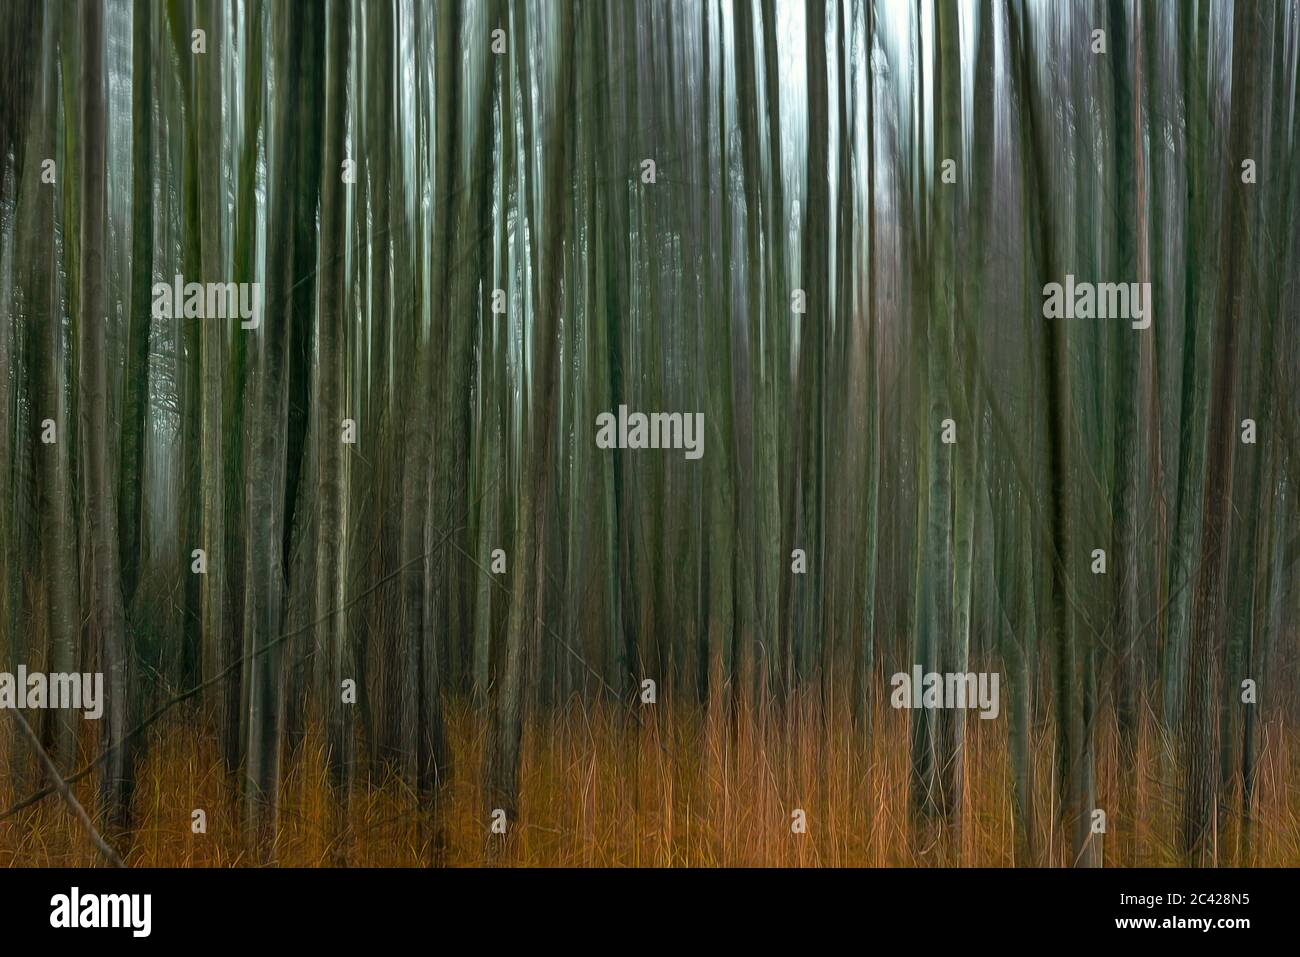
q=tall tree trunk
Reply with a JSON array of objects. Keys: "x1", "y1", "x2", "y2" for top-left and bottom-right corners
[
  {"x1": 489, "y1": 0, "x2": 577, "y2": 819},
  {"x1": 196, "y1": 0, "x2": 230, "y2": 776},
  {"x1": 1180, "y1": 0, "x2": 1257, "y2": 864},
  {"x1": 1009, "y1": 0, "x2": 1097, "y2": 867},
  {"x1": 244, "y1": 0, "x2": 311, "y2": 858},
  {"x1": 29, "y1": 2, "x2": 81, "y2": 769},
  {"x1": 316, "y1": 0, "x2": 351, "y2": 798},
  {"x1": 80, "y1": 0, "x2": 133, "y2": 828}
]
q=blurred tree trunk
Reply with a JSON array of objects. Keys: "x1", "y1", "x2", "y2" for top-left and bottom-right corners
[
  {"x1": 1009, "y1": 0, "x2": 1096, "y2": 867},
  {"x1": 29, "y1": 2, "x2": 82, "y2": 769},
  {"x1": 1106, "y1": 0, "x2": 1141, "y2": 746},
  {"x1": 1181, "y1": 0, "x2": 1257, "y2": 864},
  {"x1": 401, "y1": 0, "x2": 457, "y2": 799},
  {"x1": 316, "y1": 0, "x2": 351, "y2": 797},
  {"x1": 473, "y1": 0, "x2": 511, "y2": 708},
  {"x1": 120, "y1": 0, "x2": 151, "y2": 612},
  {"x1": 490, "y1": 0, "x2": 576, "y2": 818},
  {"x1": 706, "y1": 0, "x2": 735, "y2": 711},
  {"x1": 1162, "y1": 0, "x2": 1212, "y2": 731},
  {"x1": 228, "y1": 0, "x2": 263, "y2": 771},
  {"x1": 857, "y1": 0, "x2": 880, "y2": 739},
  {"x1": 245, "y1": 0, "x2": 313, "y2": 858},
  {"x1": 79, "y1": 0, "x2": 133, "y2": 827},
  {"x1": 195, "y1": 0, "x2": 230, "y2": 775}
]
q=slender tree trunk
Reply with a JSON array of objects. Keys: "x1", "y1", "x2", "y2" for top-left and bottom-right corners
[
  {"x1": 1181, "y1": 0, "x2": 1257, "y2": 863},
  {"x1": 490, "y1": 0, "x2": 577, "y2": 819},
  {"x1": 1009, "y1": 0, "x2": 1097, "y2": 866},
  {"x1": 244, "y1": 0, "x2": 309, "y2": 858},
  {"x1": 80, "y1": 0, "x2": 132, "y2": 827},
  {"x1": 316, "y1": 0, "x2": 351, "y2": 798},
  {"x1": 29, "y1": 2, "x2": 81, "y2": 769}
]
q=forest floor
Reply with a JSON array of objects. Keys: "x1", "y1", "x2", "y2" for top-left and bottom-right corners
[{"x1": 2, "y1": 698, "x2": 1298, "y2": 866}]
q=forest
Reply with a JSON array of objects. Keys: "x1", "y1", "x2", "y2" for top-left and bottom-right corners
[{"x1": 0, "y1": 0, "x2": 1298, "y2": 867}]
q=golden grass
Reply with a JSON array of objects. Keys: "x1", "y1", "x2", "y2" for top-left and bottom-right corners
[{"x1": 3, "y1": 695, "x2": 1298, "y2": 866}]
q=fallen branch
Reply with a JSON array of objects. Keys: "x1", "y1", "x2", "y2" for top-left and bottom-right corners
[{"x1": 8, "y1": 709, "x2": 126, "y2": 867}]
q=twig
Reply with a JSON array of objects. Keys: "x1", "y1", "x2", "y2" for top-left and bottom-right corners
[{"x1": 8, "y1": 709, "x2": 126, "y2": 868}]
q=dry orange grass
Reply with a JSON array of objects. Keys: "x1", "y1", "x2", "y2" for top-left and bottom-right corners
[{"x1": 2, "y1": 695, "x2": 1298, "y2": 866}]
